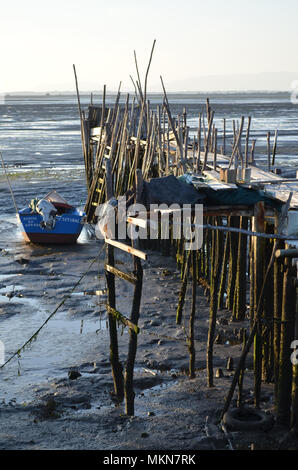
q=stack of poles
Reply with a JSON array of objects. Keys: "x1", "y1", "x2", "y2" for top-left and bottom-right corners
[{"x1": 76, "y1": 82, "x2": 297, "y2": 425}]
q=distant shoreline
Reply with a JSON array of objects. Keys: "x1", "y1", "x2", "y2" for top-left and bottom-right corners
[{"x1": 2, "y1": 90, "x2": 292, "y2": 97}]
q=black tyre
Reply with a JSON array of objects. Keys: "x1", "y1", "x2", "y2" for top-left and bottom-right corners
[{"x1": 222, "y1": 406, "x2": 274, "y2": 431}]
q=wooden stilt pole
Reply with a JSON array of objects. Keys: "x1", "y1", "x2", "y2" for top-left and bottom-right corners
[
  {"x1": 223, "y1": 118, "x2": 226, "y2": 156},
  {"x1": 253, "y1": 202, "x2": 265, "y2": 408},
  {"x1": 188, "y1": 251, "x2": 197, "y2": 378},
  {"x1": 262, "y1": 223, "x2": 274, "y2": 383},
  {"x1": 218, "y1": 230, "x2": 229, "y2": 310},
  {"x1": 274, "y1": 216, "x2": 284, "y2": 401},
  {"x1": 232, "y1": 216, "x2": 248, "y2": 321},
  {"x1": 226, "y1": 216, "x2": 239, "y2": 311},
  {"x1": 207, "y1": 221, "x2": 224, "y2": 387},
  {"x1": 267, "y1": 131, "x2": 271, "y2": 172},
  {"x1": 222, "y1": 194, "x2": 292, "y2": 418},
  {"x1": 176, "y1": 250, "x2": 191, "y2": 324},
  {"x1": 272, "y1": 129, "x2": 278, "y2": 167},
  {"x1": 105, "y1": 159, "x2": 124, "y2": 401},
  {"x1": 276, "y1": 253, "x2": 297, "y2": 425},
  {"x1": 124, "y1": 169, "x2": 144, "y2": 416}
]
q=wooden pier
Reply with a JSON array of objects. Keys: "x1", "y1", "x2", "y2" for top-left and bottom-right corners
[{"x1": 74, "y1": 67, "x2": 298, "y2": 431}]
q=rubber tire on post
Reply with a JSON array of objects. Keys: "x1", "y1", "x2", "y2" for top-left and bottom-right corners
[{"x1": 222, "y1": 406, "x2": 274, "y2": 432}]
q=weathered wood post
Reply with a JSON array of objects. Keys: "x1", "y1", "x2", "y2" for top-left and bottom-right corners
[
  {"x1": 232, "y1": 216, "x2": 248, "y2": 321},
  {"x1": 249, "y1": 220, "x2": 255, "y2": 329},
  {"x1": 207, "y1": 220, "x2": 224, "y2": 387},
  {"x1": 124, "y1": 169, "x2": 144, "y2": 416},
  {"x1": 223, "y1": 118, "x2": 226, "y2": 155},
  {"x1": 197, "y1": 113, "x2": 202, "y2": 171},
  {"x1": 262, "y1": 223, "x2": 274, "y2": 383},
  {"x1": 226, "y1": 216, "x2": 239, "y2": 311},
  {"x1": 188, "y1": 250, "x2": 197, "y2": 378},
  {"x1": 276, "y1": 249, "x2": 297, "y2": 425},
  {"x1": 203, "y1": 111, "x2": 214, "y2": 170},
  {"x1": 176, "y1": 250, "x2": 191, "y2": 324},
  {"x1": 250, "y1": 139, "x2": 256, "y2": 165},
  {"x1": 213, "y1": 128, "x2": 217, "y2": 170},
  {"x1": 272, "y1": 130, "x2": 278, "y2": 167},
  {"x1": 105, "y1": 159, "x2": 124, "y2": 401},
  {"x1": 218, "y1": 229, "x2": 229, "y2": 310},
  {"x1": 267, "y1": 131, "x2": 271, "y2": 172},
  {"x1": 273, "y1": 229, "x2": 284, "y2": 398},
  {"x1": 252, "y1": 202, "x2": 265, "y2": 407},
  {"x1": 244, "y1": 116, "x2": 251, "y2": 168}
]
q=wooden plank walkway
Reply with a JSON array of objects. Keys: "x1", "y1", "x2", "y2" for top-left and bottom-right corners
[{"x1": 196, "y1": 151, "x2": 298, "y2": 208}]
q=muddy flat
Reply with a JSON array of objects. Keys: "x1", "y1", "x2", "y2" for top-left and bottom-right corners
[{"x1": 0, "y1": 201, "x2": 285, "y2": 449}]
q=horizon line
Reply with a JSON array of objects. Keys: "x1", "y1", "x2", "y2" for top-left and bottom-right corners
[{"x1": 2, "y1": 89, "x2": 293, "y2": 96}]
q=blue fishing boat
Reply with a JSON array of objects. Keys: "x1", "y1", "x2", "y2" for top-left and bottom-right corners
[{"x1": 17, "y1": 190, "x2": 86, "y2": 244}]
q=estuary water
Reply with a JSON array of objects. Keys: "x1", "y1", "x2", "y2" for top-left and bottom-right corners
[{"x1": 0, "y1": 91, "x2": 297, "y2": 405}]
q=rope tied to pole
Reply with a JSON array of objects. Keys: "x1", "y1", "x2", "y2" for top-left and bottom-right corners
[{"x1": 0, "y1": 244, "x2": 105, "y2": 370}]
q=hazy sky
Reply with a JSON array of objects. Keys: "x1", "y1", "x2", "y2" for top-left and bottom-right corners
[{"x1": 2, "y1": 0, "x2": 298, "y2": 92}]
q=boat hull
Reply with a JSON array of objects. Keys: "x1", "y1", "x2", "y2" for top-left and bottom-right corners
[
  {"x1": 21, "y1": 231, "x2": 81, "y2": 244},
  {"x1": 17, "y1": 209, "x2": 85, "y2": 245}
]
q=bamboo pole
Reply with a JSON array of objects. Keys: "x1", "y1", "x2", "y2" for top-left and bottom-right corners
[
  {"x1": 160, "y1": 90, "x2": 186, "y2": 172},
  {"x1": 192, "y1": 135, "x2": 196, "y2": 171},
  {"x1": 244, "y1": 116, "x2": 251, "y2": 168},
  {"x1": 206, "y1": 98, "x2": 211, "y2": 126},
  {"x1": 133, "y1": 50, "x2": 144, "y2": 104},
  {"x1": 202, "y1": 109, "x2": 207, "y2": 144},
  {"x1": 202, "y1": 111, "x2": 214, "y2": 170},
  {"x1": 130, "y1": 75, "x2": 141, "y2": 104},
  {"x1": 228, "y1": 117, "x2": 244, "y2": 169},
  {"x1": 197, "y1": 113, "x2": 202, "y2": 171},
  {"x1": 213, "y1": 128, "x2": 217, "y2": 170},
  {"x1": 267, "y1": 131, "x2": 271, "y2": 172},
  {"x1": 250, "y1": 139, "x2": 256, "y2": 165},
  {"x1": 98, "y1": 84, "x2": 106, "y2": 150},
  {"x1": 272, "y1": 129, "x2": 278, "y2": 167},
  {"x1": 73, "y1": 64, "x2": 90, "y2": 190}
]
